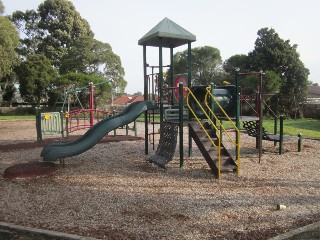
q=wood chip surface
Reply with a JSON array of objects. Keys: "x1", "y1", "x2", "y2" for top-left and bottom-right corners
[{"x1": 0, "y1": 120, "x2": 319, "y2": 239}]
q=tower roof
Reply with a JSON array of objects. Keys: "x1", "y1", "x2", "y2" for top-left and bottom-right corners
[{"x1": 138, "y1": 17, "x2": 196, "y2": 48}]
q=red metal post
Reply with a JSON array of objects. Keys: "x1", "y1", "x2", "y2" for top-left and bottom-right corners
[{"x1": 89, "y1": 82, "x2": 94, "y2": 126}]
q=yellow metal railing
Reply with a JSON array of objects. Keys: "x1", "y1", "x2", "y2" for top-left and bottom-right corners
[
  {"x1": 186, "y1": 87, "x2": 222, "y2": 178},
  {"x1": 204, "y1": 86, "x2": 240, "y2": 175},
  {"x1": 185, "y1": 86, "x2": 240, "y2": 177}
]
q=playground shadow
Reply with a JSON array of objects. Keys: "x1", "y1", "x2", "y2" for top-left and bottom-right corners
[{"x1": 0, "y1": 135, "x2": 143, "y2": 153}]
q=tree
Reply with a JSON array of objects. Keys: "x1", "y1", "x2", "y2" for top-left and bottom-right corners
[
  {"x1": 0, "y1": 1, "x2": 20, "y2": 104},
  {"x1": 248, "y1": 28, "x2": 309, "y2": 117},
  {"x1": 15, "y1": 54, "x2": 57, "y2": 105},
  {"x1": 50, "y1": 72, "x2": 112, "y2": 109},
  {"x1": 171, "y1": 46, "x2": 225, "y2": 86},
  {"x1": 10, "y1": 0, "x2": 127, "y2": 99},
  {"x1": 0, "y1": 0, "x2": 4, "y2": 15},
  {"x1": 223, "y1": 54, "x2": 249, "y2": 81},
  {"x1": 239, "y1": 70, "x2": 281, "y2": 95},
  {"x1": 11, "y1": 0, "x2": 93, "y2": 67},
  {"x1": 0, "y1": 14, "x2": 20, "y2": 80},
  {"x1": 10, "y1": 10, "x2": 43, "y2": 58},
  {"x1": 60, "y1": 37, "x2": 127, "y2": 93}
]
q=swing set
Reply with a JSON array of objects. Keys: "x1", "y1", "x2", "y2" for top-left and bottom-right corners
[{"x1": 36, "y1": 81, "x2": 112, "y2": 141}]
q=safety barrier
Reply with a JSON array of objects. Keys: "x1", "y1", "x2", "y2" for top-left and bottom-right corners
[{"x1": 185, "y1": 86, "x2": 240, "y2": 178}]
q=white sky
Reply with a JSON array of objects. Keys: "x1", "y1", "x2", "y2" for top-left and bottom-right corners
[{"x1": 3, "y1": 0, "x2": 320, "y2": 94}]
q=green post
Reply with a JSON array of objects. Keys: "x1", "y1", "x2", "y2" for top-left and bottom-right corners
[
  {"x1": 235, "y1": 70, "x2": 240, "y2": 162},
  {"x1": 66, "y1": 114, "x2": 69, "y2": 139},
  {"x1": 273, "y1": 94, "x2": 279, "y2": 146},
  {"x1": 143, "y1": 44, "x2": 148, "y2": 155},
  {"x1": 298, "y1": 133, "x2": 302, "y2": 152},
  {"x1": 258, "y1": 71, "x2": 264, "y2": 163},
  {"x1": 170, "y1": 47, "x2": 174, "y2": 105},
  {"x1": 188, "y1": 41, "x2": 193, "y2": 157},
  {"x1": 35, "y1": 107, "x2": 42, "y2": 142},
  {"x1": 274, "y1": 116, "x2": 278, "y2": 146},
  {"x1": 134, "y1": 120, "x2": 137, "y2": 137},
  {"x1": 60, "y1": 111, "x2": 64, "y2": 138},
  {"x1": 279, "y1": 115, "x2": 284, "y2": 154},
  {"x1": 159, "y1": 38, "x2": 163, "y2": 124},
  {"x1": 210, "y1": 84, "x2": 215, "y2": 121},
  {"x1": 179, "y1": 82, "x2": 184, "y2": 168}
]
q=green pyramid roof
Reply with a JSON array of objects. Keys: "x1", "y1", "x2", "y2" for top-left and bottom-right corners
[{"x1": 138, "y1": 17, "x2": 196, "y2": 48}]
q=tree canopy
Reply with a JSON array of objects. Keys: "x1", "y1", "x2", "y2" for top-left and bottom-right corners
[
  {"x1": 0, "y1": 16, "x2": 20, "y2": 80},
  {"x1": 0, "y1": 0, "x2": 4, "y2": 15},
  {"x1": 171, "y1": 46, "x2": 225, "y2": 86},
  {"x1": 10, "y1": 0, "x2": 126, "y2": 106},
  {"x1": 48, "y1": 72, "x2": 112, "y2": 109},
  {"x1": 15, "y1": 54, "x2": 57, "y2": 105},
  {"x1": 248, "y1": 27, "x2": 309, "y2": 117},
  {"x1": 0, "y1": 1, "x2": 20, "y2": 105}
]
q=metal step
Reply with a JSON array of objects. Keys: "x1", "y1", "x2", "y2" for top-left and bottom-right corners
[
  {"x1": 188, "y1": 121, "x2": 238, "y2": 178},
  {"x1": 220, "y1": 164, "x2": 238, "y2": 172}
]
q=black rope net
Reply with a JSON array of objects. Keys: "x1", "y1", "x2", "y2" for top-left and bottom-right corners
[{"x1": 149, "y1": 121, "x2": 178, "y2": 168}]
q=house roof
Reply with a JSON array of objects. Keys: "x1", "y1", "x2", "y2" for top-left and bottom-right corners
[
  {"x1": 308, "y1": 85, "x2": 320, "y2": 98},
  {"x1": 111, "y1": 96, "x2": 134, "y2": 105},
  {"x1": 138, "y1": 17, "x2": 196, "y2": 48},
  {"x1": 110, "y1": 95, "x2": 144, "y2": 105}
]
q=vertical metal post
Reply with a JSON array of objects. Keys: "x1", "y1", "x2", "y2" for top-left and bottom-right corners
[
  {"x1": 273, "y1": 94, "x2": 279, "y2": 146},
  {"x1": 235, "y1": 71, "x2": 240, "y2": 162},
  {"x1": 35, "y1": 107, "x2": 42, "y2": 142},
  {"x1": 170, "y1": 47, "x2": 174, "y2": 105},
  {"x1": 298, "y1": 133, "x2": 302, "y2": 152},
  {"x1": 60, "y1": 111, "x2": 64, "y2": 138},
  {"x1": 159, "y1": 38, "x2": 164, "y2": 124},
  {"x1": 66, "y1": 114, "x2": 69, "y2": 139},
  {"x1": 179, "y1": 82, "x2": 184, "y2": 167},
  {"x1": 89, "y1": 82, "x2": 94, "y2": 126},
  {"x1": 187, "y1": 41, "x2": 193, "y2": 157},
  {"x1": 279, "y1": 115, "x2": 284, "y2": 154},
  {"x1": 258, "y1": 71, "x2": 263, "y2": 163},
  {"x1": 143, "y1": 45, "x2": 148, "y2": 155}
]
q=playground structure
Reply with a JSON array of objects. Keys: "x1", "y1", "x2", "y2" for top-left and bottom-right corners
[
  {"x1": 138, "y1": 18, "x2": 239, "y2": 179},
  {"x1": 36, "y1": 81, "x2": 137, "y2": 141},
  {"x1": 41, "y1": 101, "x2": 156, "y2": 162},
  {"x1": 138, "y1": 18, "x2": 302, "y2": 178},
  {"x1": 38, "y1": 17, "x2": 302, "y2": 179}
]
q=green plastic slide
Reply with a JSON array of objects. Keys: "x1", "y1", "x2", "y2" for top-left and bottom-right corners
[{"x1": 41, "y1": 101, "x2": 156, "y2": 162}]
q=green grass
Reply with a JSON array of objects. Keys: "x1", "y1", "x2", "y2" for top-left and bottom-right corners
[
  {"x1": 142, "y1": 114, "x2": 320, "y2": 139},
  {"x1": 262, "y1": 118, "x2": 320, "y2": 139},
  {"x1": 222, "y1": 118, "x2": 320, "y2": 139},
  {"x1": 0, "y1": 115, "x2": 35, "y2": 120},
  {"x1": 2, "y1": 114, "x2": 319, "y2": 139}
]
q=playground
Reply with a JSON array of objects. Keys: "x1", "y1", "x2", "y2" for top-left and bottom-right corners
[
  {"x1": 1, "y1": 17, "x2": 320, "y2": 240},
  {"x1": 1, "y1": 119, "x2": 320, "y2": 239}
]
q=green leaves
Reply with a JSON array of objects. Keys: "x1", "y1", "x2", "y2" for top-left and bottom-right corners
[
  {"x1": 9, "y1": 0, "x2": 126, "y2": 106},
  {"x1": 15, "y1": 54, "x2": 56, "y2": 105},
  {"x1": 248, "y1": 27, "x2": 309, "y2": 117},
  {"x1": 172, "y1": 46, "x2": 224, "y2": 86},
  {"x1": 0, "y1": 16, "x2": 20, "y2": 79}
]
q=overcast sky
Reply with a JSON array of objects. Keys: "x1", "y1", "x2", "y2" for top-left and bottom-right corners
[{"x1": 3, "y1": 0, "x2": 320, "y2": 94}]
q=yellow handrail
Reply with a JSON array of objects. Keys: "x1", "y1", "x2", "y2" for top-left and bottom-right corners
[
  {"x1": 204, "y1": 86, "x2": 237, "y2": 145},
  {"x1": 185, "y1": 86, "x2": 241, "y2": 177},
  {"x1": 204, "y1": 85, "x2": 240, "y2": 175},
  {"x1": 186, "y1": 87, "x2": 221, "y2": 178}
]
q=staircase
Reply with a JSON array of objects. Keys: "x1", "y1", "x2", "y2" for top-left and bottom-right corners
[{"x1": 189, "y1": 121, "x2": 238, "y2": 178}]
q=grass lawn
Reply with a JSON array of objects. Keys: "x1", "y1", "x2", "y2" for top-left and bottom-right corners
[
  {"x1": 0, "y1": 115, "x2": 35, "y2": 120},
  {"x1": 262, "y1": 118, "x2": 320, "y2": 139},
  {"x1": 1, "y1": 114, "x2": 319, "y2": 139}
]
